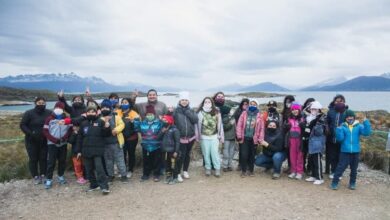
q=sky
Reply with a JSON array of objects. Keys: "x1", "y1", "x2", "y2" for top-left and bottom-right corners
[{"x1": 0, "y1": 0, "x2": 389, "y2": 89}]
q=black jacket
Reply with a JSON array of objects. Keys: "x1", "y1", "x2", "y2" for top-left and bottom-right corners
[
  {"x1": 20, "y1": 108, "x2": 52, "y2": 142},
  {"x1": 262, "y1": 130, "x2": 285, "y2": 157},
  {"x1": 173, "y1": 105, "x2": 198, "y2": 139},
  {"x1": 76, "y1": 118, "x2": 111, "y2": 157},
  {"x1": 161, "y1": 126, "x2": 180, "y2": 153},
  {"x1": 58, "y1": 96, "x2": 86, "y2": 125}
]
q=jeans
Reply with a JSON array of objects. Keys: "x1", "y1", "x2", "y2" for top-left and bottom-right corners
[
  {"x1": 240, "y1": 138, "x2": 256, "y2": 173},
  {"x1": 104, "y1": 143, "x2": 127, "y2": 177},
  {"x1": 332, "y1": 152, "x2": 360, "y2": 185},
  {"x1": 46, "y1": 144, "x2": 67, "y2": 179},
  {"x1": 222, "y1": 140, "x2": 236, "y2": 169},
  {"x1": 84, "y1": 156, "x2": 108, "y2": 190},
  {"x1": 255, "y1": 152, "x2": 286, "y2": 174}
]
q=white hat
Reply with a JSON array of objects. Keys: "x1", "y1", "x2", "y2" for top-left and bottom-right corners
[
  {"x1": 249, "y1": 99, "x2": 258, "y2": 105},
  {"x1": 179, "y1": 91, "x2": 190, "y2": 101},
  {"x1": 310, "y1": 101, "x2": 322, "y2": 109}
]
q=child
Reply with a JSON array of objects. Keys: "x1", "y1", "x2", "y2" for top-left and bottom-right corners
[
  {"x1": 330, "y1": 110, "x2": 371, "y2": 190},
  {"x1": 303, "y1": 101, "x2": 327, "y2": 185},
  {"x1": 286, "y1": 102, "x2": 304, "y2": 180},
  {"x1": 161, "y1": 114, "x2": 180, "y2": 184},
  {"x1": 42, "y1": 102, "x2": 73, "y2": 189},
  {"x1": 68, "y1": 126, "x2": 87, "y2": 184},
  {"x1": 76, "y1": 105, "x2": 112, "y2": 195},
  {"x1": 134, "y1": 105, "x2": 164, "y2": 182},
  {"x1": 100, "y1": 99, "x2": 129, "y2": 183},
  {"x1": 236, "y1": 99, "x2": 264, "y2": 177}
]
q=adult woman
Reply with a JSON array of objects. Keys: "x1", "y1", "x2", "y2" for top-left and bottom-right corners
[
  {"x1": 196, "y1": 97, "x2": 224, "y2": 177},
  {"x1": 20, "y1": 97, "x2": 52, "y2": 184}
]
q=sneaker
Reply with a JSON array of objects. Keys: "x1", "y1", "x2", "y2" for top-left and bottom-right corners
[
  {"x1": 86, "y1": 186, "x2": 99, "y2": 192},
  {"x1": 288, "y1": 173, "x2": 296, "y2": 179},
  {"x1": 127, "y1": 172, "x2": 132, "y2": 178},
  {"x1": 227, "y1": 167, "x2": 233, "y2": 172},
  {"x1": 295, "y1": 174, "x2": 303, "y2": 180},
  {"x1": 77, "y1": 177, "x2": 87, "y2": 185},
  {"x1": 205, "y1": 170, "x2": 211, "y2": 177},
  {"x1": 45, "y1": 179, "x2": 52, "y2": 189},
  {"x1": 165, "y1": 176, "x2": 171, "y2": 184},
  {"x1": 305, "y1": 177, "x2": 316, "y2": 182},
  {"x1": 349, "y1": 183, "x2": 356, "y2": 190},
  {"x1": 108, "y1": 176, "x2": 115, "y2": 184},
  {"x1": 169, "y1": 178, "x2": 178, "y2": 185},
  {"x1": 140, "y1": 175, "x2": 149, "y2": 182},
  {"x1": 58, "y1": 176, "x2": 67, "y2": 185},
  {"x1": 313, "y1": 179, "x2": 324, "y2": 185},
  {"x1": 183, "y1": 171, "x2": 190, "y2": 179},
  {"x1": 215, "y1": 169, "x2": 221, "y2": 178},
  {"x1": 120, "y1": 176, "x2": 129, "y2": 183},
  {"x1": 101, "y1": 189, "x2": 110, "y2": 195},
  {"x1": 33, "y1": 176, "x2": 42, "y2": 185},
  {"x1": 177, "y1": 174, "x2": 184, "y2": 182},
  {"x1": 272, "y1": 173, "x2": 281, "y2": 179},
  {"x1": 153, "y1": 176, "x2": 161, "y2": 182},
  {"x1": 330, "y1": 182, "x2": 339, "y2": 190}
]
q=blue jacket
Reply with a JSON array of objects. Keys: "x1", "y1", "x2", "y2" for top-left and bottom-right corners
[
  {"x1": 134, "y1": 118, "x2": 164, "y2": 152},
  {"x1": 336, "y1": 119, "x2": 371, "y2": 153},
  {"x1": 327, "y1": 104, "x2": 346, "y2": 142}
]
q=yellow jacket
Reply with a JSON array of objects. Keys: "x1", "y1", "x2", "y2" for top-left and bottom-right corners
[{"x1": 101, "y1": 114, "x2": 125, "y2": 148}]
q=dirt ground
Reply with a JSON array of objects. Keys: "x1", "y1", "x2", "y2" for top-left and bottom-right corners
[{"x1": 1, "y1": 161, "x2": 389, "y2": 220}]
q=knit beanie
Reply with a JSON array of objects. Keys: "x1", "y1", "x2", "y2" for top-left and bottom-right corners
[
  {"x1": 345, "y1": 109, "x2": 355, "y2": 118},
  {"x1": 290, "y1": 102, "x2": 301, "y2": 111},
  {"x1": 54, "y1": 101, "x2": 65, "y2": 109},
  {"x1": 101, "y1": 99, "x2": 112, "y2": 109},
  {"x1": 146, "y1": 105, "x2": 156, "y2": 115},
  {"x1": 162, "y1": 114, "x2": 174, "y2": 125}
]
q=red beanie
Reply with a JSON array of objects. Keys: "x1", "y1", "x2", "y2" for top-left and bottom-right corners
[
  {"x1": 162, "y1": 114, "x2": 174, "y2": 125},
  {"x1": 146, "y1": 105, "x2": 156, "y2": 115},
  {"x1": 54, "y1": 101, "x2": 65, "y2": 109}
]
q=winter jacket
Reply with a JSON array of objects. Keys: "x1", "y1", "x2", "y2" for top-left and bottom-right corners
[
  {"x1": 262, "y1": 130, "x2": 285, "y2": 157},
  {"x1": 303, "y1": 113, "x2": 327, "y2": 154},
  {"x1": 222, "y1": 114, "x2": 236, "y2": 141},
  {"x1": 76, "y1": 118, "x2": 112, "y2": 157},
  {"x1": 103, "y1": 113, "x2": 125, "y2": 147},
  {"x1": 196, "y1": 111, "x2": 224, "y2": 143},
  {"x1": 327, "y1": 104, "x2": 347, "y2": 142},
  {"x1": 336, "y1": 119, "x2": 371, "y2": 153},
  {"x1": 135, "y1": 101, "x2": 168, "y2": 119},
  {"x1": 173, "y1": 105, "x2": 198, "y2": 140},
  {"x1": 236, "y1": 110, "x2": 264, "y2": 144},
  {"x1": 58, "y1": 96, "x2": 86, "y2": 126},
  {"x1": 134, "y1": 118, "x2": 164, "y2": 152},
  {"x1": 42, "y1": 114, "x2": 73, "y2": 146},
  {"x1": 161, "y1": 126, "x2": 180, "y2": 153},
  {"x1": 120, "y1": 109, "x2": 139, "y2": 141},
  {"x1": 20, "y1": 108, "x2": 52, "y2": 142}
]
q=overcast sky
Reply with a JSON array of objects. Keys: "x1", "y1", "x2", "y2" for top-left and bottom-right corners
[{"x1": 0, "y1": 0, "x2": 389, "y2": 89}]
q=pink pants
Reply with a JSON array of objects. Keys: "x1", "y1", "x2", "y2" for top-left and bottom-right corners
[{"x1": 289, "y1": 138, "x2": 303, "y2": 174}]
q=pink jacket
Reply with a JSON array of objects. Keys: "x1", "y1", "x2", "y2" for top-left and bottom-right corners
[{"x1": 236, "y1": 111, "x2": 265, "y2": 144}]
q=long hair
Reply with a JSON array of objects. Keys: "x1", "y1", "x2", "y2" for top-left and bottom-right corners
[
  {"x1": 212, "y1": 91, "x2": 225, "y2": 101},
  {"x1": 197, "y1": 97, "x2": 218, "y2": 116}
]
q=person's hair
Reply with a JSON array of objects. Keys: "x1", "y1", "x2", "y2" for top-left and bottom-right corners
[
  {"x1": 266, "y1": 120, "x2": 279, "y2": 128},
  {"x1": 72, "y1": 95, "x2": 84, "y2": 103},
  {"x1": 121, "y1": 98, "x2": 134, "y2": 109},
  {"x1": 147, "y1": 89, "x2": 157, "y2": 96},
  {"x1": 197, "y1": 97, "x2": 218, "y2": 116},
  {"x1": 212, "y1": 91, "x2": 225, "y2": 101},
  {"x1": 108, "y1": 93, "x2": 119, "y2": 100},
  {"x1": 303, "y1": 98, "x2": 315, "y2": 110},
  {"x1": 282, "y1": 95, "x2": 295, "y2": 116},
  {"x1": 329, "y1": 94, "x2": 346, "y2": 107},
  {"x1": 239, "y1": 98, "x2": 249, "y2": 110}
]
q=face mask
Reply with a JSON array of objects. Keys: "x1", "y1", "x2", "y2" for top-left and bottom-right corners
[
  {"x1": 335, "y1": 103, "x2": 346, "y2": 113},
  {"x1": 35, "y1": 105, "x2": 46, "y2": 112},
  {"x1": 121, "y1": 104, "x2": 130, "y2": 111},
  {"x1": 248, "y1": 106, "x2": 257, "y2": 112},
  {"x1": 310, "y1": 109, "x2": 319, "y2": 116},
  {"x1": 203, "y1": 103, "x2": 212, "y2": 112},
  {"x1": 347, "y1": 119, "x2": 354, "y2": 125},
  {"x1": 72, "y1": 102, "x2": 83, "y2": 108},
  {"x1": 86, "y1": 115, "x2": 96, "y2": 121},
  {"x1": 53, "y1": 108, "x2": 63, "y2": 116},
  {"x1": 267, "y1": 128, "x2": 277, "y2": 133},
  {"x1": 214, "y1": 97, "x2": 224, "y2": 107},
  {"x1": 101, "y1": 110, "x2": 111, "y2": 116},
  {"x1": 146, "y1": 114, "x2": 155, "y2": 121},
  {"x1": 110, "y1": 99, "x2": 119, "y2": 107},
  {"x1": 269, "y1": 107, "x2": 276, "y2": 113}
]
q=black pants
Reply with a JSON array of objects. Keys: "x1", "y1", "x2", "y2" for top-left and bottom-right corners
[
  {"x1": 46, "y1": 144, "x2": 67, "y2": 179},
  {"x1": 142, "y1": 148, "x2": 161, "y2": 177},
  {"x1": 309, "y1": 153, "x2": 323, "y2": 180},
  {"x1": 177, "y1": 140, "x2": 194, "y2": 173},
  {"x1": 164, "y1": 152, "x2": 178, "y2": 178},
  {"x1": 123, "y1": 138, "x2": 138, "y2": 172},
  {"x1": 84, "y1": 156, "x2": 108, "y2": 190},
  {"x1": 25, "y1": 138, "x2": 48, "y2": 177},
  {"x1": 240, "y1": 138, "x2": 256, "y2": 173},
  {"x1": 302, "y1": 139, "x2": 311, "y2": 173},
  {"x1": 325, "y1": 137, "x2": 341, "y2": 174}
]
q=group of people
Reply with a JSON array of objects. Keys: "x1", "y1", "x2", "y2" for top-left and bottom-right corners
[{"x1": 19, "y1": 89, "x2": 371, "y2": 195}]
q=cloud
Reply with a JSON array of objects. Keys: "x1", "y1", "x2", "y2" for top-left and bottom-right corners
[{"x1": 0, "y1": 0, "x2": 389, "y2": 89}]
